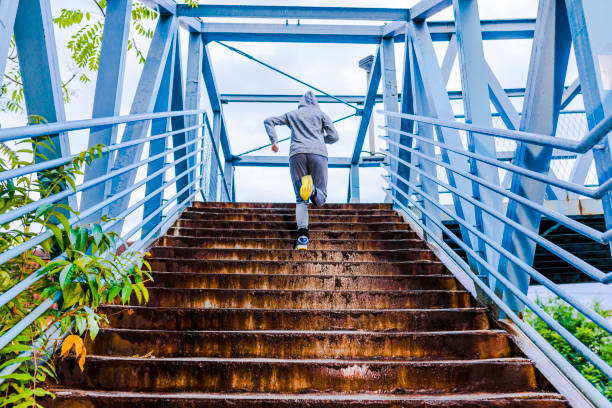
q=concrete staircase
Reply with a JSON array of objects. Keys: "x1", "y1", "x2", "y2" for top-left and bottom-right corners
[{"x1": 49, "y1": 202, "x2": 568, "y2": 407}]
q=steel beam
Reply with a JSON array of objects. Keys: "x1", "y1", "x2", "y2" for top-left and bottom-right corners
[
  {"x1": 397, "y1": 30, "x2": 416, "y2": 206},
  {"x1": 200, "y1": 20, "x2": 536, "y2": 44},
  {"x1": 201, "y1": 41, "x2": 232, "y2": 160},
  {"x1": 566, "y1": 151, "x2": 593, "y2": 200},
  {"x1": 224, "y1": 161, "x2": 234, "y2": 202},
  {"x1": 441, "y1": 35, "x2": 458, "y2": 84},
  {"x1": 453, "y1": 0, "x2": 505, "y2": 277},
  {"x1": 560, "y1": 77, "x2": 581, "y2": 109},
  {"x1": 13, "y1": 0, "x2": 75, "y2": 209},
  {"x1": 106, "y1": 14, "x2": 177, "y2": 231},
  {"x1": 81, "y1": 0, "x2": 132, "y2": 223},
  {"x1": 143, "y1": 32, "x2": 175, "y2": 238},
  {"x1": 381, "y1": 37, "x2": 402, "y2": 204},
  {"x1": 497, "y1": 0, "x2": 572, "y2": 312},
  {"x1": 169, "y1": 35, "x2": 191, "y2": 205},
  {"x1": 219, "y1": 89, "x2": 528, "y2": 104},
  {"x1": 487, "y1": 63, "x2": 520, "y2": 130},
  {"x1": 410, "y1": 0, "x2": 452, "y2": 21},
  {"x1": 0, "y1": 0, "x2": 18, "y2": 86},
  {"x1": 208, "y1": 112, "x2": 222, "y2": 201},
  {"x1": 351, "y1": 46, "x2": 382, "y2": 164},
  {"x1": 428, "y1": 19, "x2": 536, "y2": 41},
  {"x1": 565, "y1": 0, "x2": 612, "y2": 256},
  {"x1": 409, "y1": 19, "x2": 480, "y2": 258},
  {"x1": 348, "y1": 165, "x2": 360, "y2": 203},
  {"x1": 184, "y1": 32, "x2": 203, "y2": 197},
  {"x1": 232, "y1": 155, "x2": 383, "y2": 168},
  {"x1": 408, "y1": 32, "x2": 442, "y2": 237},
  {"x1": 178, "y1": 4, "x2": 409, "y2": 21}
]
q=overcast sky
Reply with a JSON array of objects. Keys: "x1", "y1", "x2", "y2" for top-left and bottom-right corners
[{"x1": 1, "y1": 0, "x2": 584, "y2": 206}]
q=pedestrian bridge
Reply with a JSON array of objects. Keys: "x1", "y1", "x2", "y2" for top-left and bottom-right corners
[{"x1": 0, "y1": 1, "x2": 611, "y2": 407}]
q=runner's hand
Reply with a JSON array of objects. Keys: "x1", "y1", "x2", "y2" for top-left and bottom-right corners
[{"x1": 271, "y1": 143, "x2": 279, "y2": 153}]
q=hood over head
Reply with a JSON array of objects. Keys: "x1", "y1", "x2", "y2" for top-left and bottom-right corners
[{"x1": 298, "y1": 90, "x2": 319, "y2": 108}]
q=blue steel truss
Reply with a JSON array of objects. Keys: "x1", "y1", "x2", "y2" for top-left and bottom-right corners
[{"x1": 0, "y1": 1, "x2": 612, "y2": 406}]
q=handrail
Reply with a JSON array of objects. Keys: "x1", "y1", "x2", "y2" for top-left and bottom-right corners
[
  {"x1": 382, "y1": 125, "x2": 612, "y2": 199},
  {"x1": 0, "y1": 109, "x2": 206, "y2": 142},
  {"x1": 379, "y1": 107, "x2": 612, "y2": 405},
  {"x1": 382, "y1": 189, "x2": 612, "y2": 408},
  {"x1": 379, "y1": 109, "x2": 612, "y2": 154},
  {"x1": 381, "y1": 134, "x2": 611, "y2": 245}
]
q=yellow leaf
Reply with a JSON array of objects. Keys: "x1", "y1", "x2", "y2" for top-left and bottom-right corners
[
  {"x1": 78, "y1": 345, "x2": 87, "y2": 371},
  {"x1": 60, "y1": 335, "x2": 79, "y2": 357}
]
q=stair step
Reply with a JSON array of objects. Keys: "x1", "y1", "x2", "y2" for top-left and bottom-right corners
[
  {"x1": 180, "y1": 211, "x2": 402, "y2": 223},
  {"x1": 99, "y1": 305, "x2": 491, "y2": 331},
  {"x1": 47, "y1": 390, "x2": 569, "y2": 407},
  {"x1": 148, "y1": 273, "x2": 458, "y2": 290},
  {"x1": 87, "y1": 329, "x2": 513, "y2": 360},
  {"x1": 191, "y1": 202, "x2": 393, "y2": 210},
  {"x1": 156, "y1": 237, "x2": 427, "y2": 251},
  {"x1": 55, "y1": 357, "x2": 541, "y2": 394},
  {"x1": 165, "y1": 227, "x2": 419, "y2": 240},
  {"x1": 133, "y1": 288, "x2": 473, "y2": 309},
  {"x1": 186, "y1": 207, "x2": 398, "y2": 217},
  {"x1": 173, "y1": 219, "x2": 409, "y2": 231},
  {"x1": 147, "y1": 259, "x2": 448, "y2": 275},
  {"x1": 148, "y1": 248, "x2": 436, "y2": 262}
]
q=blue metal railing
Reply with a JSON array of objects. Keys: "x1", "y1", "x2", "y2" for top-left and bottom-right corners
[
  {"x1": 0, "y1": 108, "x2": 223, "y2": 379},
  {"x1": 379, "y1": 109, "x2": 612, "y2": 407}
]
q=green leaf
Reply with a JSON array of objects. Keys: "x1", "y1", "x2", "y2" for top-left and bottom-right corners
[
  {"x1": 59, "y1": 264, "x2": 73, "y2": 288},
  {"x1": 92, "y1": 224, "x2": 103, "y2": 246},
  {"x1": 47, "y1": 223, "x2": 64, "y2": 251}
]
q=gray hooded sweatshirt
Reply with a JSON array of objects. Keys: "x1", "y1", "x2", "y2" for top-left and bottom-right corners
[{"x1": 264, "y1": 91, "x2": 339, "y2": 157}]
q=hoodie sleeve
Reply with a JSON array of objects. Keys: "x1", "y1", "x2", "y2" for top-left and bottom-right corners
[
  {"x1": 263, "y1": 114, "x2": 288, "y2": 144},
  {"x1": 322, "y1": 113, "x2": 339, "y2": 144}
]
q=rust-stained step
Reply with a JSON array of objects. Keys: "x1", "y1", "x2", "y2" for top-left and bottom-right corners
[
  {"x1": 146, "y1": 259, "x2": 448, "y2": 275},
  {"x1": 165, "y1": 227, "x2": 419, "y2": 241},
  {"x1": 86, "y1": 329, "x2": 513, "y2": 360},
  {"x1": 191, "y1": 202, "x2": 393, "y2": 210},
  {"x1": 186, "y1": 207, "x2": 399, "y2": 217},
  {"x1": 99, "y1": 305, "x2": 491, "y2": 332},
  {"x1": 148, "y1": 273, "x2": 459, "y2": 291},
  {"x1": 179, "y1": 211, "x2": 402, "y2": 223},
  {"x1": 56, "y1": 356, "x2": 542, "y2": 394},
  {"x1": 46, "y1": 390, "x2": 570, "y2": 408},
  {"x1": 147, "y1": 247, "x2": 437, "y2": 262},
  {"x1": 138, "y1": 288, "x2": 473, "y2": 309},
  {"x1": 156, "y1": 236, "x2": 428, "y2": 251},
  {"x1": 173, "y1": 219, "x2": 410, "y2": 232}
]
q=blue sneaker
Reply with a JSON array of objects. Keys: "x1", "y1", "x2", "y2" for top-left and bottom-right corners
[
  {"x1": 295, "y1": 228, "x2": 309, "y2": 250},
  {"x1": 295, "y1": 235, "x2": 308, "y2": 250}
]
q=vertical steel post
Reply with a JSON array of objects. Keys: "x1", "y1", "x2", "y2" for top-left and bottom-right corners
[
  {"x1": 565, "y1": 0, "x2": 612, "y2": 255},
  {"x1": 409, "y1": 20, "x2": 480, "y2": 261},
  {"x1": 81, "y1": 0, "x2": 133, "y2": 224},
  {"x1": 348, "y1": 165, "x2": 360, "y2": 203},
  {"x1": 381, "y1": 37, "x2": 401, "y2": 205},
  {"x1": 453, "y1": 0, "x2": 505, "y2": 281},
  {"x1": 185, "y1": 32, "x2": 203, "y2": 196},
  {"x1": 142, "y1": 33, "x2": 176, "y2": 238},
  {"x1": 208, "y1": 112, "x2": 222, "y2": 201},
  {"x1": 13, "y1": 0, "x2": 75, "y2": 209},
  {"x1": 496, "y1": 0, "x2": 571, "y2": 312},
  {"x1": 105, "y1": 13, "x2": 177, "y2": 233},
  {"x1": 224, "y1": 161, "x2": 234, "y2": 201},
  {"x1": 169, "y1": 34, "x2": 190, "y2": 205},
  {"x1": 0, "y1": 0, "x2": 18, "y2": 86},
  {"x1": 409, "y1": 38, "x2": 442, "y2": 238},
  {"x1": 397, "y1": 30, "x2": 416, "y2": 207}
]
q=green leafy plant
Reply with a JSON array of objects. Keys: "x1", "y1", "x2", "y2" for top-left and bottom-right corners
[
  {"x1": 0, "y1": 134, "x2": 151, "y2": 407},
  {"x1": 525, "y1": 297, "x2": 612, "y2": 400}
]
